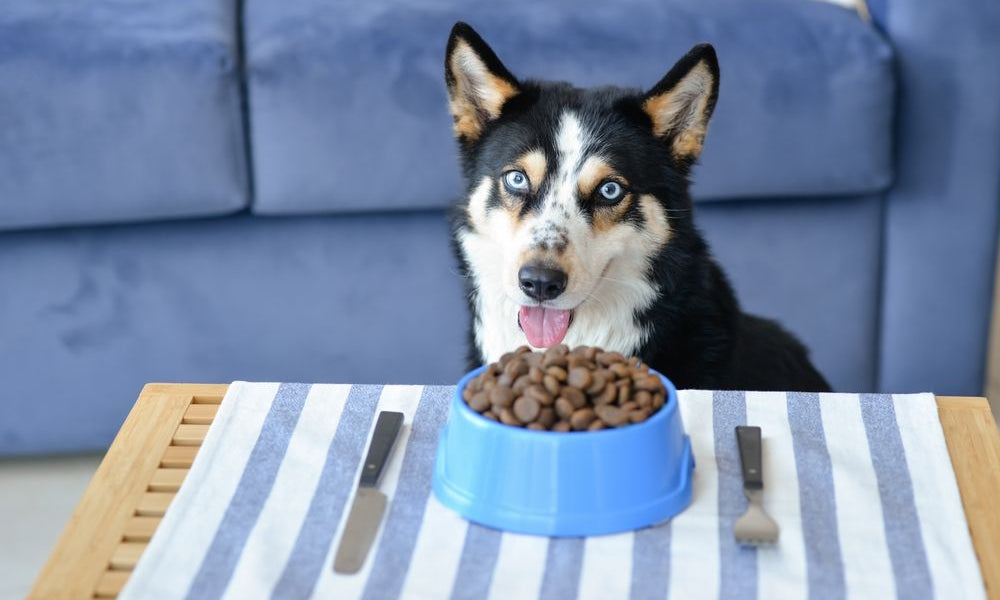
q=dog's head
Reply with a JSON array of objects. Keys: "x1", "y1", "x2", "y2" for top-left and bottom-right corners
[{"x1": 446, "y1": 22, "x2": 719, "y2": 356}]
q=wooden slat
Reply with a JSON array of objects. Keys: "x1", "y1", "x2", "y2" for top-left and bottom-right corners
[
  {"x1": 172, "y1": 424, "x2": 210, "y2": 446},
  {"x1": 937, "y1": 396, "x2": 1000, "y2": 599},
  {"x1": 183, "y1": 403, "x2": 218, "y2": 424},
  {"x1": 148, "y1": 468, "x2": 189, "y2": 492},
  {"x1": 26, "y1": 386, "x2": 214, "y2": 600},
  {"x1": 135, "y1": 492, "x2": 176, "y2": 517},
  {"x1": 138, "y1": 383, "x2": 229, "y2": 398},
  {"x1": 161, "y1": 446, "x2": 199, "y2": 468},
  {"x1": 192, "y1": 394, "x2": 225, "y2": 405},
  {"x1": 123, "y1": 516, "x2": 161, "y2": 542},
  {"x1": 93, "y1": 571, "x2": 130, "y2": 598},
  {"x1": 108, "y1": 543, "x2": 147, "y2": 571}
]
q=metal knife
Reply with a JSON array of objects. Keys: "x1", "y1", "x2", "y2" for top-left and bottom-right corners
[{"x1": 333, "y1": 410, "x2": 404, "y2": 574}]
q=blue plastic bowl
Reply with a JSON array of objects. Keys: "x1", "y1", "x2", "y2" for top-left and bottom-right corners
[{"x1": 432, "y1": 366, "x2": 694, "y2": 536}]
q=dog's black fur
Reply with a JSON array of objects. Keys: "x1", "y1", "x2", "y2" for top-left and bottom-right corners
[{"x1": 446, "y1": 23, "x2": 831, "y2": 392}]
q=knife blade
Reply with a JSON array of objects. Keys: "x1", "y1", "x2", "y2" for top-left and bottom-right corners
[{"x1": 333, "y1": 410, "x2": 404, "y2": 574}]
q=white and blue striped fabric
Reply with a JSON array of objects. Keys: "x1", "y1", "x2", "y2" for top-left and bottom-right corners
[{"x1": 121, "y1": 383, "x2": 984, "y2": 600}]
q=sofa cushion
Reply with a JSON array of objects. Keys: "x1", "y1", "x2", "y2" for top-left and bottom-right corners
[
  {"x1": 0, "y1": 195, "x2": 881, "y2": 454},
  {"x1": 0, "y1": 1, "x2": 248, "y2": 231},
  {"x1": 246, "y1": 0, "x2": 894, "y2": 216}
]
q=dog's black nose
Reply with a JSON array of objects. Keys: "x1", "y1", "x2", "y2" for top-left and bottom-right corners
[{"x1": 518, "y1": 265, "x2": 568, "y2": 301}]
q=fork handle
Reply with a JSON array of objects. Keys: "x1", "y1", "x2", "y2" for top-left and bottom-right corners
[{"x1": 736, "y1": 426, "x2": 763, "y2": 490}]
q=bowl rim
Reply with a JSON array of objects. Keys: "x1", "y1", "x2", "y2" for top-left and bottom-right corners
[{"x1": 453, "y1": 363, "x2": 679, "y2": 439}]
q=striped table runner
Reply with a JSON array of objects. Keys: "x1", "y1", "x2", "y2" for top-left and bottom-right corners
[{"x1": 121, "y1": 383, "x2": 984, "y2": 600}]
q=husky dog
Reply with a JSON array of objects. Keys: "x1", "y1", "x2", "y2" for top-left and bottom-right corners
[{"x1": 445, "y1": 22, "x2": 830, "y2": 392}]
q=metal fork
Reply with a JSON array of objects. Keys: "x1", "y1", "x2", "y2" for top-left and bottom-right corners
[{"x1": 734, "y1": 425, "x2": 780, "y2": 546}]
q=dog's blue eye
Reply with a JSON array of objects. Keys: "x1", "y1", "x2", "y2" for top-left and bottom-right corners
[
  {"x1": 503, "y1": 170, "x2": 530, "y2": 193},
  {"x1": 598, "y1": 181, "x2": 624, "y2": 203}
]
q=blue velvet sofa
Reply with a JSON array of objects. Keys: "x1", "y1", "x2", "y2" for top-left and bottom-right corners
[{"x1": 1, "y1": 0, "x2": 997, "y2": 455}]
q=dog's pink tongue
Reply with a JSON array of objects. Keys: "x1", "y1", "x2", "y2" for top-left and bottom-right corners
[{"x1": 518, "y1": 306, "x2": 571, "y2": 348}]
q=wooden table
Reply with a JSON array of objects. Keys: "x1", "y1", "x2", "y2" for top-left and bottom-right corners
[{"x1": 28, "y1": 385, "x2": 1000, "y2": 600}]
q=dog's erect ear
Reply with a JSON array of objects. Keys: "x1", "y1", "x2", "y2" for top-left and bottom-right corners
[
  {"x1": 445, "y1": 22, "x2": 521, "y2": 142},
  {"x1": 642, "y1": 43, "x2": 719, "y2": 163}
]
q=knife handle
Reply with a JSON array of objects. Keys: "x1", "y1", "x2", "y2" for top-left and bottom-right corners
[
  {"x1": 736, "y1": 425, "x2": 763, "y2": 490},
  {"x1": 359, "y1": 411, "x2": 404, "y2": 487}
]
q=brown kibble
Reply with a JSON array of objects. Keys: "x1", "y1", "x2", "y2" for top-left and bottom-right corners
[
  {"x1": 634, "y1": 374, "x2": 663, "y2": 392},
  {"x1": 541, "y1": 352, "x2": 568, "y2": 369},
  {"x1": 538, "y1": 407, "x2": 557, "y2": 428},
  {"x1": 595, "y1": 404, "x2": 629, "y2": 427},
  {"x1": 500, "y1": 408, "x2": 521, "y2": 426},
  {"x1": 504, "y1": 360, "x2": 528, "y2": 380},
  {"x1": 543, "y1": 375, "x2": 561, "y2": 396},
  {"x1": 512, "y1": 375, "x2": 532, "y2": 395},
  {"x1": 525, "y1": 384, "x2": 554, "y2": 406},
  {"x1": 560, "y1": 386, "x2": 586, "y2": 409},
  {"x1": 567, "y1": 367, "x2": 592, "y2": 389},
  {"x1": 555, "y1": 397, "x2": 575, "y2": 420},
  {"x1": 468, "y1": 346, "x2": 662, "y2": 430},
  {"x1": 570, "y1": 407, "x2": 596, "y2": 431},
  {"x1": 546, "y1": 366, "x2": 568, "y2": 382},
  {"x1": 468, "y1": 391, "x2": 491, "y2": 412},
  {"x1": 585, "y1": 371, "x2": 608, "y2": 395},
  {"x1": 617, "y1": 382, "x2": 632, "y2": 405},
  {"x1": 597, "y1": 351, "x2": 626, "y2": 366},
  {"x1": 587, "y1": 419, "x2": 606, "y2": 432},
  {"x1": 498, "y1": 352, "x2": 516, "y2": 370},
  {"x1": 595, "y1": 383, "x2": 617, "y2": 406},
  {"x1": 609, "y1": 363, "x2": 631, "y2": 380},
  {"x1": 490, "y1": 386, "x2": 514, "y2": 409},
  {"x1": 513, "y1": 396, "x2": 541, "y2": 423},
  {"x1": 629, "y1": 408, "x2": 651, "y2": 423}
]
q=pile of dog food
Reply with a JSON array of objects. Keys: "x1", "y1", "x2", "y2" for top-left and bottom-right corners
[{"x1": 462, "y1": 345, "x2": 667, "y2": 431}]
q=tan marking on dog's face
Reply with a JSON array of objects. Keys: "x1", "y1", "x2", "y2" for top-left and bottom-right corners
[
  {"x1": 593, "y1": 194, "x2": 635, "y2": 234},
  {"x1": 448, "y1": 41, "x2": 519, "y2": 141},
  {"x1": 517, "y1": 149, "x2": 547, "y2": 193},
  {"x1": 576, "y1": 156, "x2": 617, "y2": 198},
  {"x1": 502, "y1": 149, "x2": 547, "y2": 195},
  {"x1": 576, "y1": 155, "x2": 633, "y2": 234}
]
